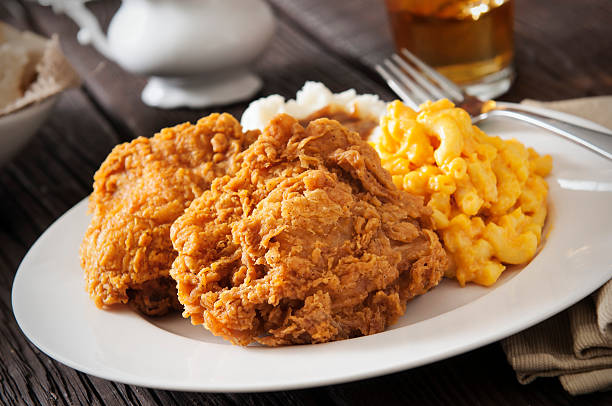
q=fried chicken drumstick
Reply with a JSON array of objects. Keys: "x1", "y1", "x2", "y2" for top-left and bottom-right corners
[
  {"x1": 80, "y1": 113, "x2": 258, "y2": 315},
  {"x1": 170, "y1": 114, "x2": 448, "y2": 345}
]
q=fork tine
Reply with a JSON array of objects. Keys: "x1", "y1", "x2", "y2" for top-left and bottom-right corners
[
  {"x1": 375, "y1": 63, "x2": 419, "y2": 110},
  {"x1": 391, "y1": 54, "x2": 446, "y2": 101},
  {"x1": 384, "y1": 59, "x2": 431, "y2": 106},
  {"x1": 400, "y1": 48, "x2": 464, "y2": 102}
]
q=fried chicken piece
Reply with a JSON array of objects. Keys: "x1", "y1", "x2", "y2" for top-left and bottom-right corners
[
  {"x1": 170, "y1": 114, "x2": 448, "y2": 345},
  {"x1": 80, "y1": 113, "x2": 258, "y2": 315}
]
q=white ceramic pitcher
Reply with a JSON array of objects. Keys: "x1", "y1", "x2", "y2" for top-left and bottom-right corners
[{"x1": 40, "y1": 0, "x2": 275, "y2": 108}]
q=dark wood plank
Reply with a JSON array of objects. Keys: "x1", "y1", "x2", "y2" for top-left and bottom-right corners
[
  {"x1": 1, "y1": 0, "x2": 612, "y2": 405},
  {"x1": 316, "y1": 343, "x2": 612, "y2": 406},
  {"x1": 0, "y1": 86, "x2": 138, "y2": 406},
  {"x1": 1, "y1": 4, "x2": 355, "y2": 404},
  {"x1": 267, "y1": 0, "x2": 394, "y2": 68},
  {"x1": 508, "y1": 0, "x2": 612, "y2": 101},
  {"x1": 269, "y1": 0, "x2": 612, "y2": 102}
]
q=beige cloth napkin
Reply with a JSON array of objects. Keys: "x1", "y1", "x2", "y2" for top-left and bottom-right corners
[
  {"x1": 521, "y1": 96, "x2": 612, "y2": 130},
  {"x1": 502, "y1": 96, "x2": 612, "y2": 396}
]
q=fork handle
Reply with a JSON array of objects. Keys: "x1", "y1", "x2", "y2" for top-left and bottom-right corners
[
  {"x1": 497, "y1": 102, "x2": 612, "y2": 135},
  {"x1": 476, "y1": 109, "x2": 612, "y2": 161}
]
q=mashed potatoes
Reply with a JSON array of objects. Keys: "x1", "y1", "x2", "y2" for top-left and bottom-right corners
[
  {"x1": 372, "y1": 99, "x2": 552, "y2": 286},
  {"x1": 241, "y1": 81, "x2": 386, "y2": 140}
]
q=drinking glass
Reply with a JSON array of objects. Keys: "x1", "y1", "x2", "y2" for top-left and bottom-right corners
[{"x1": 384, "y1": 0, "x2": 515, "y2": 99}]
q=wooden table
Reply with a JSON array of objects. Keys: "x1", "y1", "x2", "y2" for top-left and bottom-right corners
[{"x1": 1, "y1": 0, "x2": 611, "y2": 404}]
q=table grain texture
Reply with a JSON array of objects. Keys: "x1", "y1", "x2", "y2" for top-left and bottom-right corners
[{"x1": 1, "y1": 0, "x2": 611, "y2": 405}]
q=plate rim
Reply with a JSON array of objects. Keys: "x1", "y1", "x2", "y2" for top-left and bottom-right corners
[{"x1": 11, "y1": 106, "x2": 612, "y2": 392}]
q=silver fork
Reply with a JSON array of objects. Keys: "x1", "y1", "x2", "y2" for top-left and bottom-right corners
[{"x1": 376, "y1": 48, "x2": 612, "y2": 161}]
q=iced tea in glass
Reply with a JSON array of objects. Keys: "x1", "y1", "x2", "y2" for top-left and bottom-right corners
[{"x1": 384, "y1": 0, "x2": 515, "y2": 98}]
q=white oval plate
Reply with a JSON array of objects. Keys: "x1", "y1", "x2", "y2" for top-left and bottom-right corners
[{"x1": 12, "y1": 111, "x2": 612, "y2": 392}]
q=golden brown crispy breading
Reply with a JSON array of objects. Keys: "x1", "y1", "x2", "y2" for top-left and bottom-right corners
[
  {"x1": 170, "y1": 114, "x2": 448, "y2": 345},
  {"x1": 80, "y1": 113, "x2": 258, "y2": 315}
]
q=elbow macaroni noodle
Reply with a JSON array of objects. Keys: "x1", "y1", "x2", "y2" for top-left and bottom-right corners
[{"x1": 372, "y1": 99, "x2": 552, "y2": 286}]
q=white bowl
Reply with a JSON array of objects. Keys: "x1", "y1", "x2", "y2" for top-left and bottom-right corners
[{"x1": 0, "y1": 96, "x2": 57, "y2": 166}]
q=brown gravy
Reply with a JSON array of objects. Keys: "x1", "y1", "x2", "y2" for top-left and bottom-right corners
[{"x1": 299, "y1": 105, "x2": 378, "y2": 140}]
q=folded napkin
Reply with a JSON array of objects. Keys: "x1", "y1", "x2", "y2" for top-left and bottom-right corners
[
  {"x1": 502, "y1": 96, "x2": 612, "y2": 396},
  {"x1": 521, "y1": 96, "x2": 612, "y2": 130}
]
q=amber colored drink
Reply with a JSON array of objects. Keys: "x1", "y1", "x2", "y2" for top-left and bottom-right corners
[{"x1": 385, "y1": 0, "x2": 514, "y2": 86}]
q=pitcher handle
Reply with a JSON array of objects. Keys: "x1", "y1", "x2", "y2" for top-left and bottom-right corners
[{"x1": 38, "y1": 0, "x2": 113, "y2": 60}]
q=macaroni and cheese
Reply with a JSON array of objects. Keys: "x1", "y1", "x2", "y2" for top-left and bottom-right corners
[{"x1": 372, "y1": 99, "x2": 552, "y2": 286}]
